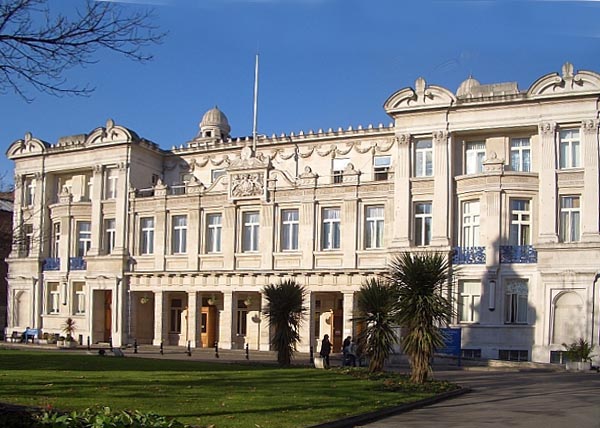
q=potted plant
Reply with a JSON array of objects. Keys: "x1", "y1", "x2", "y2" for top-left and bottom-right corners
[
  {"x1": 563, "y1": 338, "x2": 594, "y2": 371},
  {"x1": 58, "y1": 318, "x2": 78, "y2": 349}
]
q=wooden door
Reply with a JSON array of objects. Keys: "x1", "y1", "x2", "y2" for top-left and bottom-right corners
[{"x1": 201, "y1": 306, "x2": 216, "y2": 348}]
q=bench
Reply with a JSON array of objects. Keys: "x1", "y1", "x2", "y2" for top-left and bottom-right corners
[{"x1": 24, "y1": 328, "x2": 39, "y2": 344}]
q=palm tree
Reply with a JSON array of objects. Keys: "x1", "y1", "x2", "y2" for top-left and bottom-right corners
[
  {"x1": 353, "y1": 278, "x2": 398, "y2": 373},
  {"x1": 387, "y1": 252, "x2": 454, "y2": 384},
  {"x1": 262, "y1": 279, "x2": 307, "y2": 367}
]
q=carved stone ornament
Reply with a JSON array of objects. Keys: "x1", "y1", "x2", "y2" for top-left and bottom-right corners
[
  {"x1": 433, "y1": 130, "x2": 448, "y2": 144},
  {"x1": 582, "y1": 119, "x2": 598, "y2": 134},
  {"x1": 298, "y1": 166, "x2": 318, "y2": 186},
  {"x1": 397, "y1": 133, "x2": 411, "y2": 145},
  {"x1": 538, "y1": 122, "x2": 556, "y2": 135},
  {"x1": 230, "y1": 172, "x2": 265, "y2": 198}
]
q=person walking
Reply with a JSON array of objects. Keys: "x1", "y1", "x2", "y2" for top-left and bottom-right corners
[
  {"x1": 319, "y1": 334, "x2": 332, "y2": 368},
  {"x1": 342, "y1": 336, "x2": 351, "y2": 366}
]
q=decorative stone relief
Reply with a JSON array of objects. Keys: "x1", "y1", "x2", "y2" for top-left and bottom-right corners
[
  {"x1": 342, "y1": 163, "x2": 360, "y2": 183},
  {"x1": 298, "y1": 166, "x2": 318, "y2": 187},
  {"x1": 538, "y1": 122, "x2": 556, "y2": 135},
  {"x1": 230, "y1": 172, "x2": 265, "y2": 198},
  {"x1": 433, "y1": 130, "x2": 449, "y2": 145},
  {"x1": 582, "y1": 119, "x2": 598, "y2": 134},
  {"x1": 397, "y1": 134, "x2": 411, "y2": 145}
]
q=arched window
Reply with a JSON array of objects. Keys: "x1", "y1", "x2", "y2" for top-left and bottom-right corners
[{"x1": 552, "y1": 291, "x2": 583, "y2": 345}]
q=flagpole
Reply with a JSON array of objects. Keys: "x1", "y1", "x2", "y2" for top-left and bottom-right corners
[{"x1": 252, "y1": 53, "x2": 259, "y2": 153}]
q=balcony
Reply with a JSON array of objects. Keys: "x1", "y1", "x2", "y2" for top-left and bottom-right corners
[
  {"x1": 69, "y1": 257, "x2": 87, "y2": 270},
  {"x1": 42, "y1": 258, "x2": 60, "y2": 271},
  {"x1": 452, "y1": 246, "x2": 486, "y2": 265},
  {"x1": 500, "y1": 245, "x2": 538, "y2": 264}
]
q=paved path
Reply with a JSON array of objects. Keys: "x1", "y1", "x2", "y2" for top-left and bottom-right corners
[{"x1": 359, "y1": 369, "x2": 600, "y2": 428}]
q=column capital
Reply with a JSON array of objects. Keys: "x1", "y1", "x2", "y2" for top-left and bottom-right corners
[
  {"x1": 538, "y1": 122, "x2": 556, "y2": 136},
  {"x1": 432, "y1": 130, "x2": 449, "y2": 145},
  {"x1": 396, "y1": 133, "x2": 411, "y2": 145},
  {"x1": 582, "y1": 119, "x2": 599, "y2": 135}
]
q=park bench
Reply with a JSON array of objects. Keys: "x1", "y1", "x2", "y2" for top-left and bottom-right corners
[{"x1": 23, "y1": 328, "x2": 39, "y2": 343}]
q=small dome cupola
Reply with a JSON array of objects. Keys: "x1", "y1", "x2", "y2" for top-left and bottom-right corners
[
  {"x1": 456, "y1": 75, "x2": 481, "y2": 98},
  {"x1": 199, "y1": 106, "x2": 231, "y2": 139}
]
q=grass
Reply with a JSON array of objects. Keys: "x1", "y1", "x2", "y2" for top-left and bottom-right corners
[{"x1": 0, "y1": 349, "x2": 457, "y2": 428}]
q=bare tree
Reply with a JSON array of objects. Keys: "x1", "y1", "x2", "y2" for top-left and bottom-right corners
[{"x1": 0, "y1": 0, "x2": 164, "y2": 100}]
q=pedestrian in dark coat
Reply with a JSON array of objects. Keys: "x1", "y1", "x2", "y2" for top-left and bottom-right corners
[{"x1": 319, "y1": 334, "x2": 332, "y2": 368}]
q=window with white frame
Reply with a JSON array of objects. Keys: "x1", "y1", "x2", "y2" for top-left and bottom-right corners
[
  {"x1": 465, "y1": 142, "x2": 486, "y2": 174},
  {"x1": 140, "y1": 217, "x2": 154, "y2": 255},
  {"x1": 242, "y1": 211, "x2": 260, "y2": 252},
  {"x1": 461, "y1": 201, "x2": 480, "y2": 247},
  {"x1": 332, "y1": 158, "x2": 350, "y2": 184},
  {"x1": 52, "y1": 222, "x2": 60, "y2": 258},
  {"x1": 170, "y1": 298, "x2": 183, "y2": 333},
  {"x1": 73, "y1": 282, "x2": 85, "y2": 315},
  {"x1": 171, "y1": 215, "x2": 187, "y2": 254},
  {"x1": 236, "y1": 299, "x2": 248, "y2": 336},
  {"x1": 559, "y1": 129, "x2": 581, "y2": 169},
  {"x1": 322, "y1": 207, "x2": 341, "y2": 250},
  {"x1": 48, "y1": 282, "x2": 60, "y2": 314},
  {"x1": 414, "y1": 139, "x2": 433, "y2": 177},
  {"x1": 24, "y1": 177, "x2": 35, "y2": 206},
  {"x1": 211, "y1": 169, "x2": 225, "y2": 182},
  {"x1": 510, "y1": 138, "x2": 531, "y2": 172},
  {"x1": 458, "y1": 281, "x2": 481, "y2": 323},
  {"x1": 22, "y1": 223, "x2": 33, "y2": 256},
  {"x1": 505, "y1": 279, "x2": 528, "y2": 324},
  {"x1": 365, "y1": 205, "x2": 384, "y2": 249},
  {"x1": 85, "y1": 174, "x2": 93, "y2": 201},
  {"x1": 206, "y1": 213, "x2": 222, "y2": 253},
  {"x1": 559, "y1": 196, "x2": 580, "y2": 243},
  {"x1": 373, "y1": 155, "x2": 391, "y2": 181},
  {"x1": 104, "y1": 168, "x2": 118, "y2": 199},
  {"x1": 414, "y1": 202, "x2": 432, "y2": 246},
  {"x1": 103, "y1": 218, "x2": 116, "y2": 254},
  {"x1": 509, "y1": 199, "x2": 531, "y2": 246},
  {"x1": 280, "y1": 209, "x2": 299, "y2": 251},
  {"x1": 77, "y1": 221, "x2": 91, "y2": 257}
]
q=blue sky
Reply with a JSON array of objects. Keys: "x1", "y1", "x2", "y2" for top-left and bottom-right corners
[{"x1": 2, "y1": 0, "x2": 600, "y2": 184}]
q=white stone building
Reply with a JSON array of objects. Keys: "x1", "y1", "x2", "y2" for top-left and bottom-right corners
[{"x1": 5, "y1": 62, "x2": 600, "y2": 364}]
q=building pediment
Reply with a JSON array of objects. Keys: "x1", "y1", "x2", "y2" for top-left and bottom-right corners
[
  {"x1": 6, "y1": 132, "x2": 47, "y2": 159},
  {"x1": 85, "y1": 119, "x2": 140, "y2": 146},
  {"x1": 384, "y1": 77, "x2": 456, "y2": 114},
  {"x1": 527, "y1": 62, "x2": 600, "y2": 98}
]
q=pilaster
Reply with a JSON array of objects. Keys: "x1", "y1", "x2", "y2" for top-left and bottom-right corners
[
  {"x1": 88, "y1": 165, "x2": 104, "y2": 256},
  {"x1": 431, "y1": 130, "x2": 450, "y2": 247},
  {"x1": 260, "y1": 204, "x2": 274, "y2": 269},
  {"x1": 537, "y1": 122, "x2": 558, "y2": 243},
  {"x1": 342, "y1": 198, "x2": 358, "y2": 268},
  {"x1": 152, "y1": 291, "x2": 166, "y2": 346},
  {"x1": 219, "y1": 290, "x2": 233, "y2": 349},
  {"x1": 391, "y1": 134, "x2": 411, "y2": 248},
  {"x1": 581, "y1": 119, "x2": 600, "y2": 241}
]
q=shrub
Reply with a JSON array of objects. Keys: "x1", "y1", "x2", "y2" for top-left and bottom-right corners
[
  {"x1": 562, "y1": 338, "x2": 594, "y2": 362},
  {"x1": 35, "y1": 407, "x2": 188, "y2": 428}
]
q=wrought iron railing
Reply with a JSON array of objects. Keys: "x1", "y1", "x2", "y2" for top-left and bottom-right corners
[
  {"x1": 499, "y1": 245, "x2": 537, "y2": 264},
  {"x1": 69, "y1": 257, "x2": 87, "y2": 270},
  {"x1": 452, "y1": 246, "x2": 486, "y2": 264},
  {"x1": 42, "y1": 257, "x2": 60, "y2": 271}
]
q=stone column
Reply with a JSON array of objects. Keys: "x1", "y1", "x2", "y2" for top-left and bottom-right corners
[
  {"x1": 88, "y1": 165, "x2": 104, "y2": 256},
  {"x1": 187, "y1": 202, "x2": 200, "y2": 269},
  {"x1": 342, "y1": 198, "x2": 358, "y2": 268},
  {"x1": 187, "y1": 291, "x2": 199, "y2": 347},
  {"x1": 219, "y1": 291, "x2": 233, "y2": 349},
  {"x1": 152, "y1": 291, "x2": 166, "y2": 346},
  {"x1": 342, "y1": 291, "x2": 355, "y2": 340},
  {"x1": 482, "y1": 156, "x2": 503, "y2": 268},
  {"x1": 153, "y1": 185, "x2": 167, "y2": 271},
  {"x1": 259, "y1": 292, "x2": 271, "y2": 351},
  {"x1": 391, "y1": 134, "x2": 411, "y2": 248},
  {"x1": 297, "y1": 290, "x2": 313, "y2": 353},
  {"x1": 537, "y1": 122, "x2": 558, "y2": 243},
  {"x1": 300, "y1": 201, "x2": 315, "y2": 269},
  {"x1": 222, "y1": 205, "x2": 236, "y2": 270},
  {"x1": 113, "y1": 162, "x2": 128, "y2": 255},
  {"x1": 431, "y1": 131, "x2": 450, "y2": 247},
  {"x1": 260, "y1": 204, "x2": 274, "y2": 269},
  {"x1": 581, "y1": 120, "x2": 600, "y2": 241}
]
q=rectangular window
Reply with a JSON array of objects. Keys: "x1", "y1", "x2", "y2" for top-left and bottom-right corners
[
  {"x1": 206, "y1": 213, "x2": 222, "y2": 253},
  {"x1": 499, "y1": 349, "x2": 529, "y2": 362},
  {"x1": 242, "y1": 211, "x2": 260, "y2": 252},
  {"x1": 211, "y1": 169, "x2": 226, "y2": 182},
  {"x1": 465, "y1": 142, "x2": 485, "y2": 174},
  {"x1": 73, "y1": 282, "x2": 85, "y2": 315},
  {"x1": 77, "y1": 221, "x2": 91, "y2": 257},
  {"x1": 48, "y1": 282, "x2": 60, "y2": 314},
  {"x1": 510, "y1": 138, "x2": 531, "y2": 172},
  {"x1": 104, "y1": 168, "x2": 118, "y2": 199},
  {"x1": 461, "y1": 201, "x2": 480, "y2": 247},
  {"x1": 373, "y1": 155, "x2": 391, "y2": 181},
  {"x1": 171, "y1": 215, "x2": 187, "y2": 254},
  {"x1": 322, "y1": 207, "x2": 341, "y2": 250},
  {"x1": 140, "y1": 217, "x2": 154, "y2": 255},
  {"x1": 103, "y1": 218, "x2": 116, "y2": 254},
  {"x1": 52, "y1": 222, "x2": 60, "y2": 258},
  {"x1": 280, "y1": 209, "x2": 299, "y2": 251},
  {"x1": 559, "y1": 129, "x2": 580, "y2": 169},
  {"x1": 505, "y1": 280, "x2": 528, "y2": 324},
  {"x1": 24, "y1": 177, "x2": 35, "y2": 206},
  {"x1": 414, "y1": 139, "x2": 433, "y2": 177},
  {"x1": 559, "y1": 196, "x2": 580, "y2": 243},
  {"x1": 509, "y1": 199, "x2": 531, "y2": 245},
  {"x1": 22, "y1": 223, "x2": 33, "y2": 256},
  {"x1": 236, "y1": 299, "x2": 248, "y2": 336},
  {"x1": 414, "y1": 202, "x2": 432, "y2": 246},
  {"x1": 332, "y1": 158, "x2": 350, "y2": 184},
  {"x1": 365, "y1": 205, "x2": 384, "y2": 249},
  {"x1": 170, "y1": 298, "x2": 183, "y2": 333},
  {"x1": 458, "y1": 281, "x2": 481, "y2": 323}
]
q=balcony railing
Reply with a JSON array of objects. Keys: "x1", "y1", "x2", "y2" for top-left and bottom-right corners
[
  {"x1": 42, "y1": 257, "x2": 60, "y2": 271},
  {"x1": 69, "y1": 257, "x2": 87, "y2": 270},
  {"x1": 452, "y1": 246, "x2": 486, "y2": 265},
  {"x1": 500, "y1": 245, "x2": 538, "y2": 264}
]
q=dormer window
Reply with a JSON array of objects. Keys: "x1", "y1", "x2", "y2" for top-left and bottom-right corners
[
  {"x1": 332, "y1": 158, "x2": 350, "y2": 184},
  {"x1": 373, "y1": 156, "x2": 391, "y2": 181}
]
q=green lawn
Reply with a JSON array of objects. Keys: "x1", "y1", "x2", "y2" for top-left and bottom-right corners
[{"x1": 0, "y1": 349, "x2": 456, "y2": 428}]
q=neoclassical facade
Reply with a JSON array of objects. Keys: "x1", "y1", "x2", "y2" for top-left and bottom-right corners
[{"x1": 6, "y1": 62, "x2": 600, "y2": 364}]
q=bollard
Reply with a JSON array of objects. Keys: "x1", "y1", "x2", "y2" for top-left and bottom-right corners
[
  {"x1": 245, "y1": 343, "x2": 249, "y2": 360},
  {"x1": 134, "y1": 339, "x2": 138, "y2": 354},
  {"x1": 187, "y1": 341, "x2": 192, "y2": 357},
  {"x1": 109, "y1": 337, "x2": 113, "y2": 351},
  {"x1": 214, "y1": 341, "x2": 219, "y2": 358},
  {"x1": 309, "y1": 346, "x2": 314, "y2": 364},
  {"x1": 160, "y1": 341, "x2": 164, "y2": 355},
  {"x1": 87, "y1": 336, "x2": 91, "y2": 351}
]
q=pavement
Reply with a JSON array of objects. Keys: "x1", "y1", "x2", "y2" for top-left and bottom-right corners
[{"x1": 3, "y1": 342, "x2": 600, "y2": 428}]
